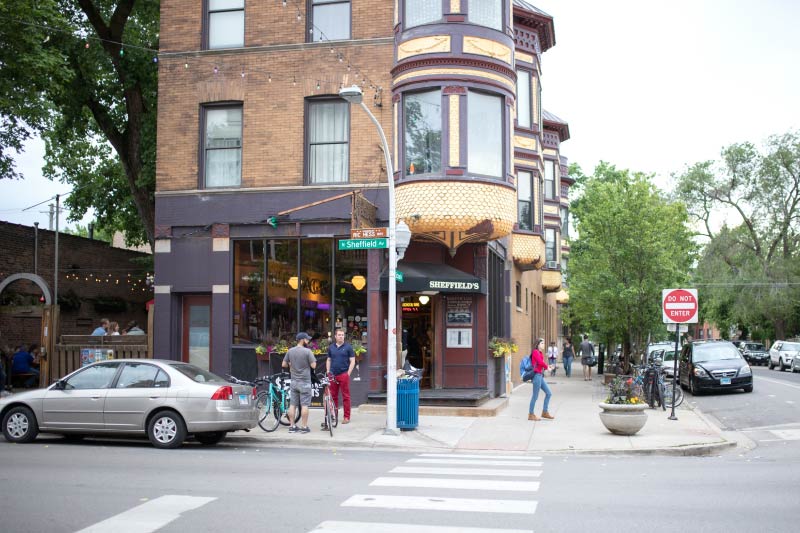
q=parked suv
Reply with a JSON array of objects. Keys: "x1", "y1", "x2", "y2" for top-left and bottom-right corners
[
  {"x1": 679, "y1": 340, "x2": 753, "y2": 395},
  {"x1": 741, "y1": 342, "x2": 769, "y2": 366},
  {"x1": 768, "y1": 341, "x2": 800, "y2": 371}
]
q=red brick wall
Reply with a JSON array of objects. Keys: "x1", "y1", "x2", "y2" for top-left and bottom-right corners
[{"x1": 0, "y1": 222, "x2": 151, "y2": 348}]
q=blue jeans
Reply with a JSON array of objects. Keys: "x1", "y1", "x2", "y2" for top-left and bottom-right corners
[
  {"x1": 563, "y1": 356, "x2": 573, "y2": 377},
  {"x1": 529, "y1": 373, "x2": 552, "y2": 414}
]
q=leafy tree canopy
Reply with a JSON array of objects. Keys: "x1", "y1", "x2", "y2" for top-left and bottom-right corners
[
  {"x1": 565, "y1": 162, "x2": 696, "y2": 364},
  {"x1": 0, "y1": 0, "x2": 159, "y2": 248},
  {"x1": 675, "y1": 131, "x2": 800, "y2": 339}
]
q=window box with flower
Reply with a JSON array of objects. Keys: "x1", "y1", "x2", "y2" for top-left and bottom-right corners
[{"x1": 598, "y1": 376, "x2": 649, "y2": 435}]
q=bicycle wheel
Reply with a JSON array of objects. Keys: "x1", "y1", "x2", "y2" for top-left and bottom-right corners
[
  {"x1": 324, "y1": 399, "x2": 333, "y2": 437},
  {"x1": 257, "y1": 392, "x2": 280, "y2": 432},
  {"x1": 327, "y1": 392, "x2": 339, "y2": 428},
  {"x1": 663, "y1": 380, "x2": 684, "y2": 408},
  {"x1": 278, "y1": 394, "x2": 302, "y2": 426},
  {"x1": 656, "y1": 382, "x2": 666, "y2": 410}
]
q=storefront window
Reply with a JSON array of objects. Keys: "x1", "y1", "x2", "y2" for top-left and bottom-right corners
[
  {"x1": 300, "y1": 239, "x2": 333, "y2": 338},
  {"x1": 334, "y1": 247, "x2": 369, "y2": 343},
  {"x1": 233, "y1": 240, "x2": 265, "y2": 344},
  {"x1": 266, "y1": 239, "x2": 299, "y2": 340}
]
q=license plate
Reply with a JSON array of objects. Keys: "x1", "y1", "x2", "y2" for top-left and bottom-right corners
[
  {"x1": 238, "y1": 394, "x2": 249, "y2": 405},
  {"x1": 720, "y1": 377, "x2": 731, "y2": 385}
]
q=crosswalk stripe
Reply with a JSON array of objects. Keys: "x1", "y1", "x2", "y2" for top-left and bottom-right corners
[
  {"x1": 75, "y1": 495, "x2": 216, "y2": 533},
  {"x1": 418, "y1": 454, "x2": 542, "y2": 461},
  {"x1": 342, "y1": 494, "x2": 537, "y2": 514},
  {"x1": 409, "y1": 458, "x2": 543, "y2": 467},
  {"x1": 370, "y1": 477, "x2": 540, "y2": 492},
  {"x1": 390, "y1": 466, "x2": 542, "y2": 478},
  {"x1": 308, "y1": 521, "x2": 533, "y2": 533}
]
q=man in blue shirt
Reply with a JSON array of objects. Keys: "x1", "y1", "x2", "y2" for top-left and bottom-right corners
[
  {"x1": 91, "y1": 318, "x2": 109, "y2": 336},
  {"x1": 325, "y1": 328, "x2": 356, "y2": 426},
  {"x1": 11, "y1": 344, "x2": 38, "y2": 388}
]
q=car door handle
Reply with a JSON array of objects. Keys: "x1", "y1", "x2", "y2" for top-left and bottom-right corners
[
  {"x1": 149, "y1": 396, "x2": 162, "y2": 400},
  {"x1": 91, "y1": 396, "x2": 102, "y2": 400}
]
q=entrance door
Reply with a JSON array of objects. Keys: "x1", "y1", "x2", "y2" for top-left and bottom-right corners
[
  {"x1": 182, "y1": 295, "x2": 212, "y2": 371},
  {"x1": 401, "y1": 295, "x2": 434, "y2": 388}
]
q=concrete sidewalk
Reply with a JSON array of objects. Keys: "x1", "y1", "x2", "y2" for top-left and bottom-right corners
[{"x1": 227, "y1": 373, "x2": 734, "y2": 455}]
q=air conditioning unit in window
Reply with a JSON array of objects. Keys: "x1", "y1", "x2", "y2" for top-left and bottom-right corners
[{"x1": 546, "y1": 261, "x2": 559, "y2": 270}]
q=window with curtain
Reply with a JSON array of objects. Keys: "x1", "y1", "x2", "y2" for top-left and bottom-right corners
[
  {"x1": 310, "y1": 0, "x2": 351, "y2": 42},
  {"x1": 468, "y1": 91, "x2": 503, "y2": 178},
  {"x1": 516, "y1": 70, "x2": 532, "y2": 128},
  {"x1": 405, "y1": 0, "x2": 442, "y2": 28},
  {"x1": 545, "y1": 228, "x2": 557, "y2": 262},
  {"x1": 560, "y1": 206, "x2": 569, "y2": 237},
  {"x1": 208, "y1": 0, "x2": 244, "y2": 49},
  {"x1": 308, "y1": 99, "x2": 350, "y2": 183},
  {"x1": 204, "y1": 106, "x2": 242, "y2": 188},
  {"x1": 404, "y1": 90, "x2": 442, "y2": 175},
  {"x1": 544, "y1": 159, "x2": 556, "y2": 199},
  {"x1": 468, "y1": 0, "x2": 503, "y2": 31},
  {"x1": 517, "y1": 170, "x2": 533, "y2": 230}
]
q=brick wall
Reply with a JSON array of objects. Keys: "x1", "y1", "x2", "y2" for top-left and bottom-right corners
[
  {"x1": 156, "y1": 1, "x2": 394, "y2": 192},
  {"x1": 0, "y1": 222, "x2": 151, "y2": 348}
]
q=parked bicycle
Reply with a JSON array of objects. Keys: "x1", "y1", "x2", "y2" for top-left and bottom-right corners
[
  {"x1": 316, "y1": 372, "x2": 339, "y2": 437},
  {"x1": 255, "y1": 372, "x2": 301, "y2": 432}
]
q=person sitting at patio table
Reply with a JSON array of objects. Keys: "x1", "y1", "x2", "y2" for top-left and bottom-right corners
[{"x1": 11, "y1": 344, "x2": 39, "y2": 388}]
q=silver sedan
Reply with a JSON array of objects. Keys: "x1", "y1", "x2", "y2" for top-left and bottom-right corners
[{"x1": 0, "y1": 359, "x2": 258, "y2": 448}]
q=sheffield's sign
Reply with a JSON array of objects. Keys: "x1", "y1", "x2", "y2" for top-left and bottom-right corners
[{"x1": 429, "y1": 281, "x2": 481, "y2": 292}]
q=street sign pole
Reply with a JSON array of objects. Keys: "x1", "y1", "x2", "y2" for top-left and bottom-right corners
[
  {"x1": 670, "y1": 327, "x2": 680, "y2": 421},
  {"x1": 662, "y1": 288, "x2": 699, "y2": 422}
]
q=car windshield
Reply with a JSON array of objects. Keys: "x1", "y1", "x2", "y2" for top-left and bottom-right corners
[
  {"x1": 169, "y1": 363, "x2": 227, "y2": 383},
  {"x1": 745, "y1": 343, "x2": 765, "y2": 351},
  {"x1": 780, "y1": 342, "x2": 800, "y2": 351},
  {"x1": 693, "y1": 344, "x2": 742, "y2": 363}
]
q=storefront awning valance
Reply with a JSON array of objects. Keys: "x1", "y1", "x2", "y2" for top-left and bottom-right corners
[{"x1": 379, "y1": 262, "x2": 486, "y2": 294}]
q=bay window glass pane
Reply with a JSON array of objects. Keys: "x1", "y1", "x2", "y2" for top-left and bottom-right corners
[
  {"x1": 233, "y1": 240, "x2": 265, "y2": 344},
  {"x1": 561, "y1": 206, "x2": 569, "y2": 237},
  {"x1": 544, "y1": 160, "x2": 555, "y2": 199},
  {"x1": 266, "y1": 239, "x2": 298, "y2": 340},
  {"x1": 546, "y1": 228, "x2": 556, "y2": 262},
  {"x1": 312, "y1": 1, "x2": 351, "y2": 42},
  {"x1": 205, "y1": 107, "x2": 242, "y2": 187},
  {"x1": 517, "y1": 170, "x2": 532, "y2": 230},
  {"x1": 468, "y1": 91, "x2": 503, "y2": 178},
  {"x1": 516, "y1": 70, "x2": 531, "y2": 128},
  {"x1": 300, "y1": 239, "x2": 333, "y2": 338},
  {"x1": 208, "y1": 0, "x2": 244, "y2": 49},
  {"x1": 469, "y1": 0, "x2": 503, "y2": 31},
  {"x1": 308, "y1": 100, "x2": 349, "y2": 183},
  {"x1": 404, "y1": 90, "x2": 442, "y2": 175},
  {"x1": 405, "y1": 0, "x2": 442, "y2": 28}
]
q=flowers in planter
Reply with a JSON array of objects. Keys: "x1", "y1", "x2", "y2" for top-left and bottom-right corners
[
  {"x1": 489, "y1": 337, "x2": 518, "y2": 358},
  {"x1": 308, "y1": 338, "x2": 330, "y2": 356},
  {"x1": 605, "y1": 376, "x2": 645, "y2": 405},
  {"x1": 350, "y1": 339, "x2": 367, "y2": 359},
  {"x1": 255, "y1": 338, "x2": 290, "y2": 357}
]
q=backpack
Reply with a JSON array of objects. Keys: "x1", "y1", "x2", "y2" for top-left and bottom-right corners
[{"x1": 520, "y1": 355, "x2": 535, "y2": 382}]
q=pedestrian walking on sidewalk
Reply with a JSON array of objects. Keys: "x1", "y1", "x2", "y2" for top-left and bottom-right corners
[
  {"x1": 323, "y1": 328, "x2": 356, "y2": 429},
  {"x1": 562, "y1": 339, "x2": 574, "y2": 377},
  {"x1": 580, "y1": 335, "x2": 595, "y2": 381},
  {"x1": 282, "y1": 332, "x2": 317, "y2": 434},
  {"x1": 528, "y1": 339, "x2": 554, "y2": 421},
  {"x1": 547, "y1": 341, "x2": 558, "y2": 376}
]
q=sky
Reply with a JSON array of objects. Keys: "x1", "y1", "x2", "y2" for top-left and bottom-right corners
[{"x1": 1, "y1": 0, "x2": 799, "y2": 230}]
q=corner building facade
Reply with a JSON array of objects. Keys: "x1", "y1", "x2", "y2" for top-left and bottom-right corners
[{"x1": 154, "y1": 0, "x2": 571, "y2": 405}]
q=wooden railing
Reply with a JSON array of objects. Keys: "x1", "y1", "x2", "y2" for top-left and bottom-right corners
[{"x1": 44, "y1": 335, "x2": 150, "y2": 385}]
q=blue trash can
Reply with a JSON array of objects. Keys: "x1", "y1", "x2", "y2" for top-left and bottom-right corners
[{"x1": 397, "y1": 378, "x2": 420, "y2": 430}]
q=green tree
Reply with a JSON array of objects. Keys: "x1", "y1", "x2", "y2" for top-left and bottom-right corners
[
  {"x1": 676, "y1": 131, "x2": 800, "y2": 339},
  {"x1": 63, "y1": 221, "x2": 114, "y2": 243},
  {"x1": 0, "y1": 0, "x2": 159, "y2": 248},
  {"x1": 565, "y1": 162, "x2": 696, "y2": 367}
]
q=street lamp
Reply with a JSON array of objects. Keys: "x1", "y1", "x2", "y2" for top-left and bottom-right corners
[{"x1": 340, "y1": 85, "x2": 405, "y2": 434}]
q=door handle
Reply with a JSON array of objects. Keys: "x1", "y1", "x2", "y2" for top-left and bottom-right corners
[
  {"x1": 149, "y1": 396, "x2": 162, "y2": 400},
  {"x1": 91, "y1": 396, "x2": 102, "y2": 400}
]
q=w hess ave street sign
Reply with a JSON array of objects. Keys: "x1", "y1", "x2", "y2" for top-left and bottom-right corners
[{"x1": 662, "y1": 288, "x2": 698, "y2": 324}]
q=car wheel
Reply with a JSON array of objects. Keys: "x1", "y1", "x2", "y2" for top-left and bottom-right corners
[
  {"x1": 147, "y1": 410, "x2": 187, "y2": 449},
  {"x1": 742, "y1": 385, "x2": 753, "y2": 392},
  {"x1": 780, "y1": 358, "x2": 787, "y2": 371},
  {"x1": 768, "y1": 359, "x2": 774, "y2": 370},
  {"x1": 689, "y1": 377, "x2": 700, "y2": 396},
  {"x1": 195, "y1": 431, "x2": 227, "y2": 446},
  {"x1": 2, "y1": 406, "x2": 39, "y2": 444}
]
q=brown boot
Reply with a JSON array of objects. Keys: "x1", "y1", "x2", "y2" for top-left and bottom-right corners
[
  {"x1": 541, "y1": 412, "x2": 555, "y2": 420},
  {"x1": 528, "y1": 413, "x2": 540, "y2": 421}
]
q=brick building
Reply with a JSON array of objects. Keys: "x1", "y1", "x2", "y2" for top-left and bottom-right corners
[
  {"x1": 0, "y1": 222, "x2": 151, "y2": 350},
  {"x1": 154, "y1": 0, "x2": 573, "y2": 405}
]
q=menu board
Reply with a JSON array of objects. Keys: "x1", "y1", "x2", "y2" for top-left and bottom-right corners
[{"x1": 446, "y1": 295, "x2": 473, "y2": 326}]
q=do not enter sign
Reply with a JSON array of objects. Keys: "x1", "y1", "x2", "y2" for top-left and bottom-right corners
[{"x1": 662, "y1": 288, "x2": 698, "y2": 324}]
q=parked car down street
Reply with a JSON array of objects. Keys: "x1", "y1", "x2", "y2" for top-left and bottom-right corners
[
  {"x1": 768, "y1": 341, "x2": 800, "y2": 372},
  {"x1": 679, "y1": 340, "x2": 753, "y2": 395},
  {"x1": 0, "y1": 359, "x2": 259, "y2": 448},
  {"x1": 741, "y1": 342, "x2": 769, "y2": 366}
]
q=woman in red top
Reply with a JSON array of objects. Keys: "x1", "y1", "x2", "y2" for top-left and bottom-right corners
[{"x1": 529, "y1": 338, "x2": 554, "y2": 421}]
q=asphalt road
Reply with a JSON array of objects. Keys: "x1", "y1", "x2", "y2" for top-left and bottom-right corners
[
  {"x1": 687, "y1": 365, "x2": 800, "y2": 454},
  {"x1": 2, "y1": 433, "x2": 798, "y2": 533}
]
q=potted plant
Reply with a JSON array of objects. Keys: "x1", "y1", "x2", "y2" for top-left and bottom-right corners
[
  {"x1": 255, "y1": 338, "x2": 289, "y2": 361},
  {"x1": 598, "y1": 376, "x2": 649, "y2": 435},
  {"x1": 488, "y1": 337, "x2": 518, "y2": 396},
  {"x1": 349, "y1": 339, "x2": 367, "y2": 381},
  {"x1": 488, "y1": 337, "x2": 518, "y2": 358}
]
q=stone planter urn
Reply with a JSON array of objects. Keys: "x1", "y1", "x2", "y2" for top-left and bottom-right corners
[{"x1": 598, "y1": 402, "x2": 648, "y2": 435}]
